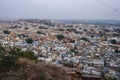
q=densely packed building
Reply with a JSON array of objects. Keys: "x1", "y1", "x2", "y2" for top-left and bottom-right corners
[{"x1": 0, "y1": 19, "x2": 120, "y2": 80}]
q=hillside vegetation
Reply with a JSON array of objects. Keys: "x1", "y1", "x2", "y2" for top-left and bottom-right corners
[{"x1": 0, "y1": 45, "x2": 67, "y2": 80}]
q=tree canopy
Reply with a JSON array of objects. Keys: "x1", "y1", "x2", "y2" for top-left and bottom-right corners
[
  {"x1": 3, "y1": 30, "x2": 11, "y2": 34},
  {"x1": 26, "y1": 38, "x2": 33, "y2": 44},
  {"x1": 111, "y1": 39, "x2": 117, "y2": 44},
  {"x1": 57, "y1": 34, "x2": 64, "y2": 41}
]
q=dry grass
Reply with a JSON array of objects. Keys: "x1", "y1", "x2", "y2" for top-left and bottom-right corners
[{"x1": 0, "y1": 58, "x2": 68, "y2": 80}]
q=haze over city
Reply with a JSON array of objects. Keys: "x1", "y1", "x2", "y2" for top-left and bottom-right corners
[
  {"x1": 0, "y1": 0, "x2": 120, "y2": 20},
  {"x1": 1, "y1": 0, "x2": 120, "y2": 80}
]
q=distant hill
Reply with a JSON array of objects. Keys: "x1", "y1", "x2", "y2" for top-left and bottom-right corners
[
  {"x1": 1, "y1": 19, "x2": 120, "y2": 26},
  {"x1": 58, "y1": 20, "x2": 120, "y2": 26}
]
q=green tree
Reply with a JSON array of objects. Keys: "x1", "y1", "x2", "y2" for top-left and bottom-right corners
[
  {"x1": 0, "y1": 44, "x2": 5, "y2": 55},
  {"x1": 115, "y1": 49, "x2": 120, "y2": 53},
  {"x1": 113, "y1": 33, "x2": 120, "y2": 37},
  {"x1": 37, "y1": 31, "x2": 45, "y2": 35},
  {"x1": 0, "y1": 46, "x2": 19, "y2": 71},
  {"x1": 57, "y1": 34, "x2": 64, "y2": 41},
  {"x1": 111, "y1": 39, "x2": 117, "y2": 44},
  {"x1": 3, "y1": 30, "x2": 11, "y2": 34},
  {"x1": 18, "y1": 34, "x2": 28, "y2": 37},
  {"x1": 70, "y1": 39, "x2": 75, "y2": 43},
  {"x1": 0, "y1": 46, "x2": 37, "y2": 71},
  {"x1": 104, "y1": 74, "x2": 113, "y2": 80},
  {"x1": 26, "y1": 38, "x2": 33, "y2": 44}
]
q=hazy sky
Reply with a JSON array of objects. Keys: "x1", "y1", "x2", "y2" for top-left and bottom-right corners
[{"x1": 0, "y1": 0, "x2": 120, "y2": 20}]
